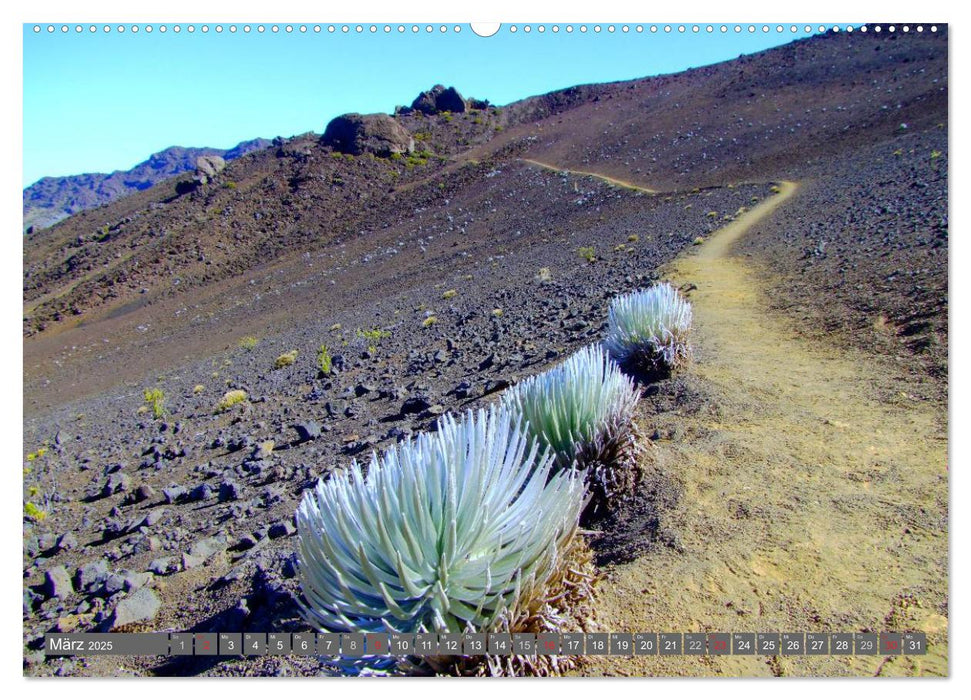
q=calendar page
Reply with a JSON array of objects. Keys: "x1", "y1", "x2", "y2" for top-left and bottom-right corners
[{"x1": 19, "y1": 5, "x2": 949, "y2": 682}]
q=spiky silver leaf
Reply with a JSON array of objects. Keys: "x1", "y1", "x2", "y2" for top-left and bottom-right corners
[
  {"x1": 605, "y1": 282, "x2": 692, "y2": 377},
  {"x1": 295, "y1": 405, "x2": 586, "y2": 637}
]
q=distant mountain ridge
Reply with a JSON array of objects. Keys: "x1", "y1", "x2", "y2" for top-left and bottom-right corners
[{"x1": 23, "y1": 138, "x2": 272, "y2": 232}]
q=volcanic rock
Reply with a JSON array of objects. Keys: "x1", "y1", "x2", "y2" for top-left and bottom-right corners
[
  {"x1": 104, "y1": 588, "x2": 160, "y2": 629},
  {"x1": 410, "y1": 85, "x2": 468, "y2": 114},
  {"x1": 322, "y1": 113, "x2": 415, "y2": 157},
  {"x1": 195, "y1": 155, "x2": 226, "y2": 184},
  {"x1": 44, "y1": 566, "x2": 74, "y2": 599}
]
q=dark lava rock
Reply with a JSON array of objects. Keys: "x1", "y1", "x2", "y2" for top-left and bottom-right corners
[
  {"x1": 129, "y1": 484, "x2": 155, "y2": 504},
  {"x1": 188, "y1": 483, "x2": 214, "y2": 502},
  {"x1": 24, "y1": 588, "x2": 41, "y2": 614},
  {"x1": 103, "y1": 519, "x2": 127, "y2": 540},
  {"x1": 30, "y1": 532, "x2": 57, "y2": 556},
  {"x1": 293, "y1": 420, "x2": 322, "y2": 443},
  {"x1": 478, "y1": 353, "x2": 497, "y2": 371},
  {"x1": 281, "y1": 554, "x2": 298, "y2": 579},
  {"x1": 44, "y1": 566, "x2": 74, "y2": 599},
  {"x1": 120, "y1": 508, "x2": 167, "y2": 537},
  {"x1": 218, "y1": 480, "x2": 242, "y2": 502},
  {"x1": 103, "y1": 571, "x2": 149, "y2": 596},
  {"x1": 75, "y1": 560, "x2": 109, "y2": 592},
  {"x1": 260, "y1": 486, "x2": 284, "y2": 508},
  {"x1": 227, "y1": 435, "x2": 252, "y2": 453},
  {"x1": 131, "y1": 535, "x2": 160, "y2": 555},
  {"x1": 100, "y1": 472, "x2": 131, "y2": 498},
  {"x1": 483, "y1": 378, "x2": 511, "y2": 395},
  {"x1": 162, "y1": 485, "x2": 186, "y2": 504},
  {"x1": 384, "y1": 426, "x2": 410, "y2": 443},
  {"x1": 410, "y1": 84, "x2": 468, "y2": 114},
  {"x1": 236, "y1": 533, "x2": 260, "y2": 551},
  {"x1": 268, "y1": 520, "x2": 296, "y2": 539},
  {"x1": 104, "y1": 588, "x2": 160, "y2": 630},
  {"x1": 251, "y1": 442, "x2": 275, "y2": 461},
  {"x1": 225, "y1": 599, "x2": 250, "y2": 629},
  {"x1": 451, "y1": 380, "x2": 473, "y2": 399},
  {"x1": 182, "y1": 533, "x2": 229, "y2": 570},
  {"x1": 148, "y1": 558, "x2": 174, "y2": 576},
  {"x1": 401, "y1": 396, "x2": 431, "y2": 415},
  {"x1": 322, "y1": 113, "x2": 415, "y2": 158},
  {"x1": 56, "y1": 532, "x2": 79, "y2": 553}
]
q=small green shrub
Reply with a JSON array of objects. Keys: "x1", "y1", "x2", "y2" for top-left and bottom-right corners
[
  {"x1": 274, "y1": 350, "x2": 299, "y2": 369},
  {"x1": 317, "y1": 344, "x2": 333, "y2": 375},
  {"x1": 25, "y1": 447, "x2": 47, "y2": 462},
  {"x1": 357, "y1": 328, "x2": 391, "y2": 341},
  {"x1": 215, "y1": 389, "x2": 248, "y2": 413},
  {"x1": 193, "y1": 384, "x2": 205, "y2": 395},
  {"x1": 356, "y1": 328, "x2": 391, "y2": 354},
  {"x1": 422, "y1": 316, "x2": 438, "y2": 328},
  {"x1": 24, "y1": 502, "x2": 47, "y2": 522},
  {"x1": 442, "y1": 289, "x2": 457, "y2": 300},
  {"x1": 535, "y1": 267, "x2": 553, "y2": 283},
  {"x1": 239, "y1": 336, "x2": 259, "y2": 351},
  {"x1": 577, "y1": 246, "x2": 596, "y2": 263},
  {"x1": 143, "y1": 388, "x2": 165, "y2": 419}
]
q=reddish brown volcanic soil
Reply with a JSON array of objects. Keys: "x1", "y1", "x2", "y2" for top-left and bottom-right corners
[{"x1": 22, "y1": 28, "x2": 947, "y2": 677}]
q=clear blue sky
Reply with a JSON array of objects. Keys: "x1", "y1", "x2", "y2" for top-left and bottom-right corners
[{"x1": 23, "y1": 24, "x2": 810, "y2": 186}]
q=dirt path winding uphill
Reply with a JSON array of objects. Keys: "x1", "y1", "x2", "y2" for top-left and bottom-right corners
[
  {"x1": 578, "y1": 182, "x2": 948, "y2": 677},
  {"x1": 520, "y1": 158, "x2": 658, "y2": 194}
]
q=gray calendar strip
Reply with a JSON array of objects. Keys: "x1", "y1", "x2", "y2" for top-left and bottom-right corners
[{"x1": 44, "y1": 632, "x2": 927, "y2": 657}]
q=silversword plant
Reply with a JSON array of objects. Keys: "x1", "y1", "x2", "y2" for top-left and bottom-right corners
[
  {"x1": 502, "y1": 345, "x2": 640, "y2": 519},
  {"x1": 295, "y1": 406, "x2": 586, "y2": 638},
  {"x1": 605, "y1": 282, "x2": 693, "y2": 378}
]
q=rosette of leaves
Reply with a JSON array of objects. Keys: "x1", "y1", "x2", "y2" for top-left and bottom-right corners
[
  {"x1": 502, "y1": 344, "x2": 641, "y2": 520},
  {"x1": 295, "y1": 406, "x2": 586, "y2": 649},
  {"x1": 605, "y1": 282, "x2": 693, "y2": 379}
]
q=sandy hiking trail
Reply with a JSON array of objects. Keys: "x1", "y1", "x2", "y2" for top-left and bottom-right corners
[
  {"x1": 520, "y1": 158, "x2": 658, "y2": 194},
  {"x1": 576, "y1": 181, "x2": 948, "y2": 677}
]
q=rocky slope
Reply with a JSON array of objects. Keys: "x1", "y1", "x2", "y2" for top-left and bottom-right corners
[{"x1": 23, "y1": 138, "x2": 272, "y2": 232}]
